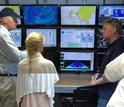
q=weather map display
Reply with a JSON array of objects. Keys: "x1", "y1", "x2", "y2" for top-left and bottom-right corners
[
  {"x1": 26, "y1": 28, "x2": 57, "y2": 47},
  {"x1": 0, "y1": 6, "x2": 21, "y2": 25},
  {"x1": 60, "y1": 51, "x2": 94, "y2": 72},
  {"x1": 22, "y1": 5, "x2": 58, "y2": 25},
  {"x1": 99, "y1": 5, "x2": 124, "y2": 25},
  {"x1": 60, "y1": 28, "x2": 95, "y2": 48},
  {"x1": 61, "y1": 6, "x2": 96, "y2": 25},
  {"x1": 10, "y1": 28, "x2": 22, "y2": 48}
]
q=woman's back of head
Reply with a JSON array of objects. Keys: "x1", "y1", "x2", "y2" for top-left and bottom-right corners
[{"x1": 25, "y1": 32, "x2": 44, "y2": 56}]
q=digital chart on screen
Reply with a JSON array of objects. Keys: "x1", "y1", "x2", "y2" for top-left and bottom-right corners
[{"x1": 61, "y1": 6, "x2": 96, "y2": 25}]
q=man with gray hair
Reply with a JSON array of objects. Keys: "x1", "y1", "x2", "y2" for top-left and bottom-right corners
[
  {"x1": 0, "y1": 7, "x2": 26, "y2": 107},
  {"x1": 91, "y1": 18, "x2": 124, "y2": 107}
]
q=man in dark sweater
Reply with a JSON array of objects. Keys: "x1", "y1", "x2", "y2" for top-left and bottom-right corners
[{"x1": 91, "y1": 18, "x2": 124, "y2": 107}]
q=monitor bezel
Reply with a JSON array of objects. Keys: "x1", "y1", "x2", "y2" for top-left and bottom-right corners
[
  {"x1": 98, "y1": 4, "x2": 124, "y2": 26},
  {"x1": 60, "y1": 4, "x2": 97, "y2": 27},
  {"x1": 96, "y1": 28, "x2": 109, "y2": 49},
  {"x1": 25, "y1": 27, "x2": 58, "y2": 49},
  {"x1": 22, "y1": 4, "x2": 59, "y2": 27},
  {"x1": 0, "y1": 4, "x2": 22, "y2": 27},
  {"x1": 10, "y1": 27, "x2": 22, "y2": 49},
  {"x1": 59, "y1": 50, "x2": 96, "y2": 73},
  {"x1": 60, "y1": 27, "x2": 96, "y2": 50}
]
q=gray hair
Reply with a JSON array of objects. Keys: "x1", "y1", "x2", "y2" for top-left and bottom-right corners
[{"x1": 103, "y1": 18, "x2": 123, "y2": 35}]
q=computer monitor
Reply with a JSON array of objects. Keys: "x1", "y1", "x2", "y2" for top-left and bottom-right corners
[
  {"x1": 22, "y1": 5, "x2": 59, "y2": 26},
  {"x1": 96, "y1": 52, "x2": 106, "y2": 71},
  {"x1": 98, "y1": 5, "x2": 124, "y2": 25},
  {"x1": 96, "y1": 29, "x2": 108, "y2": 48},
  {"x1": 0, "y1": 5, "x2": 21, "y2": 25},
  {"x1": 61, "y1": 5, "x2": 96, "y2": 26},
  {"x1": 60, "y1": 28, "x2": 95, "y2": 48},
  {"x1": 26, "y1": 28, "x2": 57, "y2": 48},
  {"x1": 10, "y1": 28, "x2": 22, "y2": 48},
  {"x1": 60, "y1": 51, "x2": 95, "y2": 72}
]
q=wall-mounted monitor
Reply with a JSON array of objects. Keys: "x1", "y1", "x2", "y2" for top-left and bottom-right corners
[
  {"x1": 96, "y1": 52, "x2": 106, "y2": 71},
  {"x1": 96, "y1": 29, "x2": 108, "y2": 48},
  {"x1": 60, "y1": 28, "x2": 95, "y2": 48},
  {"x1": 98, "y1": 5, "x2": 124, "y2": 25},
  {"x1": 10, "y1": 28, "x2": 22, "y2": 48},
  {"x1": 0, "y1": 5, "x2": 21, "y2": 25},
  {"x1": 60, "y1": 51, "x2": 95, "y2": 72},
  {"x1": 61, "y1": 5, "x2": 96, "y2": 26},
  {"x1": 22, "y1": 5, "x2": 59, "y2": 26},
  {"x1": 26, "y1": 28, "x2": 57, "y2": 48}
]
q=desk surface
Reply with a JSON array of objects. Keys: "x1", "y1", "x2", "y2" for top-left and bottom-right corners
[{"x1": 55, "y1": 73, "x2": 93, "y2": 93}]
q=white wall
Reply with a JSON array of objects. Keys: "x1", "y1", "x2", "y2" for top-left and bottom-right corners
[
  {"x1": 0, "y1": 0, "x2": 5, "y2": 4},
  {"x1": 8, "y1": 0, "x2": 37, "y2": 4},
  {"x1": 1, "y1": 0, "x2": 124, "y2": 4}
]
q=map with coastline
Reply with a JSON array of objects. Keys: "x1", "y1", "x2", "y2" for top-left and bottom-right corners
[{"x1": 61, "y1": 6, "x2": 96, "y2": 25}]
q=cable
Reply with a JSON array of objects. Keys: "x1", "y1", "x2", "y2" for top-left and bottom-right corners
[
  {"x1": 83, "y1": 0, "x2": 86, "y2": 4},
  {"x1": 36, "y1": 0, "x2": 39, "y2": 4},
  {"x1": 5, "y1": 0, "x2": 9, "y2": 4},
  {"x1": 103, "y1": 0, "x2": 106, "y2": 5}
]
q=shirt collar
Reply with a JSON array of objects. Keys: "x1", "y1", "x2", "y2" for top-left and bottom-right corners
[{"x1": 0, "y1": 25, "x2": 11, "y2": 35}]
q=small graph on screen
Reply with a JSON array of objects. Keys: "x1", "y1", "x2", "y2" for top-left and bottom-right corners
[
  {"x1": 61, "y1": 28, "x2": 95, "y2": 48},
  {"x1": 10, "y1": 28, "x2": 21, "y2": 48},
  {"x1": 98, "y1": 5, "x2": 124, "y2": 25},
  {"x1": 26, "y1": 28, "x2": 57, "y2": 47},
  {"x1": 60, "y1": 51, "x2": 94, "y2": 72}
]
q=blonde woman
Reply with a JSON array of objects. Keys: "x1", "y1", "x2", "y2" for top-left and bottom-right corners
[{"x1": 16, "y1": 32, "x2": 59, "y2": 107}]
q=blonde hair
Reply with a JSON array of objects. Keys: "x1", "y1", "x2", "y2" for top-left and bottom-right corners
[{"x1": 25, "y1": 32, "x2": 44, "y2": 73}]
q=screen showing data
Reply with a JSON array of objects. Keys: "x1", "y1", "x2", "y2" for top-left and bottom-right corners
[
  {"x1": 61, "y1": 28, "x2": 95, "y2": 48},
  {"x1": 23, "y1": 5, "x2": 58, "y2": 25},
  {"x1": 10, "y1": 28, "x2": 22, "y2": 48},
  {"x1": 26, "y1": 28, "x2": 57, "y2": 47},
  {"x1": 98, "y1": 5, "x2": 124, "y2": 25},
  {"x1": 61, "y1": 5, "x2": 96, "y2": 25},
  {"x1": 60, "y1": 51, "x2": 94, "y2": 72}
]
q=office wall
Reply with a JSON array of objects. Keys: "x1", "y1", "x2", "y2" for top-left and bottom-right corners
[{"x1": 1, "y1": 0, "x2": 124, "y2": 4}]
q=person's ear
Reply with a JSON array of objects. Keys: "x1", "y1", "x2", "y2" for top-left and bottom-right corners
[
  {"x1": 40, "y1": 45, "x2": 44, "y2": 52},
  {"x1": 3, "y1": 17, "x2": 9, "y2": 24}
]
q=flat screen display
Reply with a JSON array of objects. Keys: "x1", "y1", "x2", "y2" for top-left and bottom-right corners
[
  {"x1": 60, "y1": 51, "x2": 94, "y2": 72},
  {"x1": 96, "y1": 29, "x2": 108, "y2": 48},
  {"x1": 61, "y1": 5, "x2": 96, "y2": 25},
  {"x1": 26, "y1": 28, "x2": 57, "y2": 47},
  {"x1": 61, "y1": 28, "x2": 95, "y2": 48},
  {"x1": 96, "y1": 52, "x2": 106, "y2": 70},
  {"x1": 0, "y1": 6, "x2": 21, "y2": 25},
  {"x1": 10, "y1": 28, "x2": 22, "y2": 48},
  {"x1": 98, "y1": 5, "x2": 124, "y2": 25},
  {"x1": 23, "y1": 5, "x2": 58, "y2": 25}
]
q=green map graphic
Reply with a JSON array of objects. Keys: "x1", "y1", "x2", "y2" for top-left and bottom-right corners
[{"x1": 78, "y1": 6, "x2": 96, "y2": 23}]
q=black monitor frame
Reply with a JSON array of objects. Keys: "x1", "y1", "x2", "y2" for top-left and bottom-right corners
[
  {"x1": 60, "y1": 27, "x2": 96, "y2": 50},
  {"x1": 10, "y1": 27, "x2": 23, "y2": 49},
  {"x1": 98, "y1": 4, "x2": 124, "y2": 26},
  {"x1": 0, "y1": 4, "x2": 22, "y2": 27},
  {"x1": 25, "y1": 27, "x2": 58, "y2": 50},
  {"x1": 22, "y1": 4, "x2": 59, "y2": 27},
  {"x1": 59, "y1": 50, "x2": 96, "y2": 73},
  {"x1": 60, "y1": 4, "x2": 97, "y2": 27}
]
